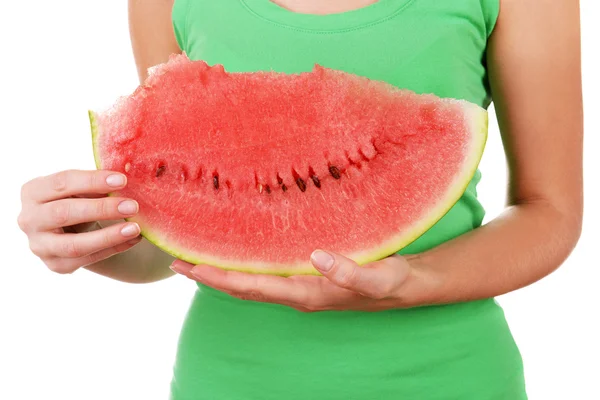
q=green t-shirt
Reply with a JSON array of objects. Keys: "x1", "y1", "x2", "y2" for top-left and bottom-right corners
[{"x1": 170, "y1": 1, "x2": 527, "y2": 399}]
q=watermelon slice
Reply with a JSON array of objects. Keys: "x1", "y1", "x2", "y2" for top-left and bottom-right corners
[{"x1": 90, "y1": 54, "x2": 487, "y2": 276}]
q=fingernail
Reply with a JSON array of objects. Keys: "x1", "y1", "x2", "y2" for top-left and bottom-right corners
[
  {"x1": 118, "y1": 200, "x2": 138, "y2": 215},
  {"x1": 311, "y1": 250, "x2": 334, "y2": 272},
  {"x1": 170, "y1": 264, "x2": 185, "y2": 274},
  {"x1": 121, "y1": 222, "x2": 140, "y2": 237},
  {"x1": 106, "y1": 174, "x2": 126, "y2": 187},
  {"x1": 170, "y1": 260, "x2": 192, "y2": 274}
]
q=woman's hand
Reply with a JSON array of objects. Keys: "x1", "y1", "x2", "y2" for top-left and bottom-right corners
[
  {"x1": 18, "y1": 170, "x2": 143, "y2": 274},
  {"x1": 170, "y1": 251, "x2": 432, "y2": 312}
]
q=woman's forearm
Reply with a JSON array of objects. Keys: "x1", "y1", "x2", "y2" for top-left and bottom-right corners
[
  {"x1": 84, "y1": 238, "x2": 175, "y2": 284},
  {"x1": 83, "y1": 220, "x2": 175, "y2": 284},
  {"x1": 405, "y1": 200, "x2": 582, "y2": 306}
]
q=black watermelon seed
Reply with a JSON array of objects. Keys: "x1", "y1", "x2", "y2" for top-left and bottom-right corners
[
  {"x1": 329, "y1": 166, "x2": 341, "y2": 179},
  {"x1": 213, "y1": 175, "x2": 219, "y2": 189},
  {"x1": 155, "y1": 165, "x2": 166, "y2": 178},
  {"x1": 296, "y1": 178, "x2": 307, "y2": 192},
  {"x1": 265, "y1": 185, "x2": 271, "y2": 194},
  {"x1": 281, "y1": 184, "x2": 288, "y2": 192},
  {"x1": 311, "y1": 175, "x2": 321, "y2": 188}
]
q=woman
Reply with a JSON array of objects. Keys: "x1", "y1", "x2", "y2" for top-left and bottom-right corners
[{"x1": 18, "y1": 0, "x2": 582, "y2": 398}]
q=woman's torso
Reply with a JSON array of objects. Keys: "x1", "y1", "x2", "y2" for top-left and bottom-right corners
[{"x1": 169, "y1": 1, "x2": 527, "y2": 399}]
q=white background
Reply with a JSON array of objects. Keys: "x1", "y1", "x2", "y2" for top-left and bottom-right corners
[{"x1": 0, "y1": 1, "x2": 598, "y2": 399}]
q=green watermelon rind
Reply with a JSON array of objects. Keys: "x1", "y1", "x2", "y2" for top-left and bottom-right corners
[
  {"x1": 89, "y1": 103, "x2": 487, "y2": 277},
  {"x1": 89, "y1": 111, "x2": 102, "y2": 170}
]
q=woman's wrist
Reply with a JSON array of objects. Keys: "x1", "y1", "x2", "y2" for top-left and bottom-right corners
[{"x1": 395, "y1": 253, "x2": 447, "y2": 308}]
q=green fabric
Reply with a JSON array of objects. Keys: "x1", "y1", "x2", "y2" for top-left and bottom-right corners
[{"x1": 170, "y1": 1, "x2": 527, "y2": 399}]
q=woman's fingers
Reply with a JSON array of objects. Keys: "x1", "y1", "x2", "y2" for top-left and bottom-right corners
[
  {"x1": 32, "y1": 221, "x2": 141, "y2": 260},
  {"x1": 22, "y1": 170, "x2": 127, "y2": 203},
  {"x1": 191, "y1": 265, "x2": 316, "y2": 305},
  {"x1": 171, "y1": 262, "x2": 355, "y2": 311},
  {"x1": 36, "y1": 197, "x2": 139, "y2": 231},
  {"x1": 18, "y1": 169, "x2": 142, "y2": 274},
  {"x1": 44, "y1": 235, "x2": 143, "y2": 274}
]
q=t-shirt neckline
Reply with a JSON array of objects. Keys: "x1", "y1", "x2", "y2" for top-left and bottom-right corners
[{"x1": 240, "y1": 0, "x2": 415, "y2": 33}]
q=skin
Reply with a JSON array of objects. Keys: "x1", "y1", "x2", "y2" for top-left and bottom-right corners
[{"x1": 18, "y1": 0, "x2": 583, "y2": 313}]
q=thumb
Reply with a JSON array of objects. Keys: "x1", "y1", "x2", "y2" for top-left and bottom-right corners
[{"x1": 310, "y1": 250, "x2": 410, "y2": 299}]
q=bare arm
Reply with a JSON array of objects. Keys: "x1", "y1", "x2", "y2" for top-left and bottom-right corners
[
  {"x1": 401, "y1": 0, "x2": 584, "y2": 304},
  {"x1": 128, "y1": 0, "x2": 181, "y2": 82},
  {"x1": 84, "y1": 0, "x2": 182, "y2": 283}
]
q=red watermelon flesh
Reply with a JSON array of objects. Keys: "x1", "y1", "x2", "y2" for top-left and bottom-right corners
[{"x1": 90, "y1": 54, "x2": 487, "y2": 276}]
